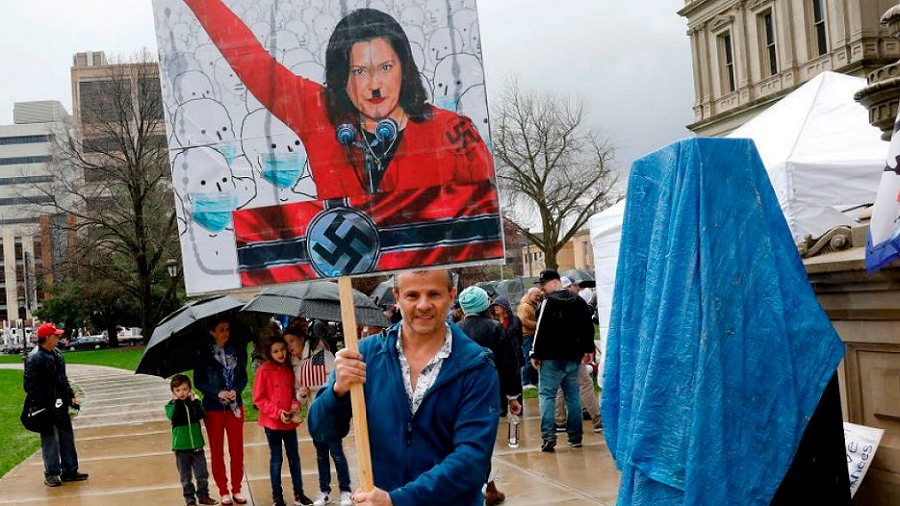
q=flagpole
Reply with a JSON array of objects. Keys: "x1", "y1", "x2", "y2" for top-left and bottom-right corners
[{"x1": 337, "y1": 276, "x2": 374, "y2": 492}]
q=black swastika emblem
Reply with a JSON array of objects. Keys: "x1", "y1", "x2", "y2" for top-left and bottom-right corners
[
  {"x1": 442, "y1": 118, "x2": 479, "y2": 154},
  {"x1": 306, "y1": 207, "x2": 380, "y2": 277}
]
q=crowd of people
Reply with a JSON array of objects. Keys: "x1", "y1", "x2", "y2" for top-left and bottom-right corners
[{"x1": 22, "y1": 268, "x2": 601, "y2": 506}]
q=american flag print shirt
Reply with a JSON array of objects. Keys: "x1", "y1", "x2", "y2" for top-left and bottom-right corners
[{"x1": 396, "y1": 325, "x2": 453, "y2": 416}]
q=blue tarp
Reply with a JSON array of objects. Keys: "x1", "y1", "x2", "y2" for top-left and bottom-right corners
[{"x1": 602, "y1": 138, "x2": 845, "y2": 505}]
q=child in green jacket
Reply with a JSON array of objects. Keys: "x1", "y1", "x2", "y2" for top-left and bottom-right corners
[{"x1": 166, "y1": 374, "x2": 218, "y2": 506}]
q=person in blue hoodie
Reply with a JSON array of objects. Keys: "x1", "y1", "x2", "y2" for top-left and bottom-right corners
[{"x1": 308, "y1": 269, "x2": 500, "y2": 506}]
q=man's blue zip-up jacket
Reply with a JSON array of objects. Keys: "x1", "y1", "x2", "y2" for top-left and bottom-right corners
[{"x1": 308, "y1": 322, "x2": 500, "y2": 506}]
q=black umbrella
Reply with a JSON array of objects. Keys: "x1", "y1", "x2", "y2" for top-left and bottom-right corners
[
  {"x1": 136, "y1": 295, "x2": 250, "y2": 378},
  {"x1": 242, "y1": 281, "x2": 389, "y2": 328},
  {"x1": 562, "y1": 269, "x2": 597, "y2": 288},
  {"x1": 369, "y1": 279, "x2": 395, "y2": 309},
  {"x1": 474, "y1": 281, "x2": 497, "y2": 298}
]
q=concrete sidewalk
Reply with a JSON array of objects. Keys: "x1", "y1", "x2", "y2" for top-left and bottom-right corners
[{"x1": 0, "y1": 365, "x2": 620, "y2": 505}]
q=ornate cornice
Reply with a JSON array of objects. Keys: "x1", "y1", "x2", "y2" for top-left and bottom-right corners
[{"x1": 710, "y1": 13, "x2": 735, "y2": 32}]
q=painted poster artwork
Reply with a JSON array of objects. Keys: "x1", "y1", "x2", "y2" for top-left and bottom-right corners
[{"x1": 151, "y1": 0, "x2": 504, "y2": 295}]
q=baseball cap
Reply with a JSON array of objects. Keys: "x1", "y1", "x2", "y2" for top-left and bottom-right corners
[
  {"x1": 560, "y1": 276, "x2": 575, "y2": 288},
  {"x1": 37, "y1": 323, "x2": 64, "y2": 339},
  {"x1": 535, "y1": 269, "x2": 561, "y2": 285}
]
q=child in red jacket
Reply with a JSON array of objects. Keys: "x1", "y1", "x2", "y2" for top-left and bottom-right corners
[{"x1": 252, "y1": 327, "x2": 313, "y2": 506}]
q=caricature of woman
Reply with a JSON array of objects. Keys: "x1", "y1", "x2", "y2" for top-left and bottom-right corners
[{"x1": 181, "y1": 0, "x2": 494, "y2": 201}]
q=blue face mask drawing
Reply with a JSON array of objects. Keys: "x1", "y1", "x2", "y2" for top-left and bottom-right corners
[
  {"x1": 260, "y1": 152, "x2": 305, "y2": 189},
  {"x1": 216, "y1": 142, "x2": 239, "y2": 167},
  {"x1": 190, "y1": 192, "x2": 238, "y2": 232}
]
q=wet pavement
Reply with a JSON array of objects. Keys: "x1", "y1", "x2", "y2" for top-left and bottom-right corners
[{"x1": 0, "y1": 365, "x2": 620, "y2": 505}]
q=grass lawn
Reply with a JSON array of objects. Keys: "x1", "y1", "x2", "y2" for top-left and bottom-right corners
[{"x1": 0, "y1": 370, "x2": 40, "y2": 479}]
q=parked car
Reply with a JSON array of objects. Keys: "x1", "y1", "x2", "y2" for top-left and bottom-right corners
[{"x1": 66, "y1": 334, "x2": 108, "y2": 351}]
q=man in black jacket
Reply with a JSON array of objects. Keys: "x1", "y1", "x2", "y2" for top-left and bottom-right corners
[
  {"x1": 530, "y1": 270, "x2": 595, "y2": 452},
  {"x1": 24, "y1": 323, "x2": 88, "y2": 487}
]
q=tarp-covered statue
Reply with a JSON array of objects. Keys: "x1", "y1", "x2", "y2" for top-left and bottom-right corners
[
  {"x1": 602, "y1": 138, "x2": 845, "y2": 505},
  {"x1": 151, "y1": 0, "x2": 503, "y2": 294}
]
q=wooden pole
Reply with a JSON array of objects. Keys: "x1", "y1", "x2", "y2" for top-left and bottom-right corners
[{"x1": 337, "y1": 276, "x2": 374, "y2": 491}]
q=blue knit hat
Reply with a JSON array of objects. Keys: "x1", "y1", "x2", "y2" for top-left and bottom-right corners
[{"x1": 459, "y1": 286, "x2": 490, "y2": 315}]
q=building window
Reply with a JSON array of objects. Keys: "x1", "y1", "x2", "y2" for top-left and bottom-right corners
[
  {"x1": 811, "y1": 0, "x2": 827, "y2": 56},
  {"x1": 0, "y1": 156, "x2": 50, "y2": 166},
  {"x1": 760, "y1": 11, "x2": 778, "y2": 76},
  {"x1": 718, "y1": 32, "x2": 736, "y2": 93},
  {"x1": 0, "y1": 135, "x2": 51, "y2": 146}
]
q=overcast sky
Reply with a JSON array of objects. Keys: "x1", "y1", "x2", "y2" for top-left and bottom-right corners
[{"x1": 0, "y1": 0, "x2": 694, "y2": 173}]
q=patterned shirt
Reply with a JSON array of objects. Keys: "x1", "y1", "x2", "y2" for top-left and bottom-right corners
[{"x1": 396, "y1": 324, "x2": 453, "y2": 415}]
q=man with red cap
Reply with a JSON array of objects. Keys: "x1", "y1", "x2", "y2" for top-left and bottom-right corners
[{"x1": 24, "y1": 323, "x2": 89, "y2": 487}]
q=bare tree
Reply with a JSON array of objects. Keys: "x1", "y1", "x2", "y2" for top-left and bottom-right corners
[
  {"x1": 492, "y1": 79, "x2": 618, "y2": 270},
  {"x1": 33, "y1": 50, "x2": 180, "y2": 345}
]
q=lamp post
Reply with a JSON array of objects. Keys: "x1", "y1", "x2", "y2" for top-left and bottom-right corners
[{"x1": 166, "y1": 258, "x2": 178, "y2": 280}]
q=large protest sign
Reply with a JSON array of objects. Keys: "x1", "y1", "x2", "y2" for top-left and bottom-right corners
[{"x1": 151, "y1": 0, "x2": 503, "y2": 295}]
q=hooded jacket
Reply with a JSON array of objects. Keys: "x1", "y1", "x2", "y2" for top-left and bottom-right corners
[
  {"x1": 493, "y1": 297, "x2": 524, "y2": 356},
  {"x1": 165, "y1": 398, "x2": 206, "y2": 451},
  {"x1": 308, "y1": 322, "x2": 500, "y2": 506},
  {"x1": 531, "y1": 289, "x2": 595, "y2": 362}
]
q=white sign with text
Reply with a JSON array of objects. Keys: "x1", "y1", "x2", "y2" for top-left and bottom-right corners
[{"x1": 844, "y1": 422, "x2": 884, "y2": 497}]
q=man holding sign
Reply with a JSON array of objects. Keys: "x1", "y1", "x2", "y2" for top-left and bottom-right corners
[{"x1": 308, "y1": 269, "x2": 500, "y2": 506}]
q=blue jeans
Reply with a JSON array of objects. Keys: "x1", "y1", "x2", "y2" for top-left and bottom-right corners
[
  {"x1": 538, "y1": 360, "x2": 582, "y2": 443},
  {"x1": 521, "y1": 335, "x2": 539, "y2": 386},
  {"x1": 313, "y1": 439, "x2": 351, "y2": 494},
  {"x1": 264, "y1": 428, "x2": 304, "y2": 500},
  {"x1": 40, "y1": 414, "x2": 79, "y2": 478}
]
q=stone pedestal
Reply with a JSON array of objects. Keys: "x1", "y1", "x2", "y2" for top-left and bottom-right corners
[{"x1": 805, "y1": 247, "x2": 900, "y2": 504}]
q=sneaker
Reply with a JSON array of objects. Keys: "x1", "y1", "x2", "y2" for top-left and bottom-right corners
[
  {"x1": 294, "y1": 493, "x2": 314, "y2": 506},
  {"x1": 220, "y1": 495, "x2": 233, "y2": 506},
  {"x1": 593, "y1": 425, "x2": 603, "y2": 433},
  {"x1": 555, "y1": 425, "x2": 566, "y2": 433},
  {"x1": 273, "y1": 498, "x2": 287, "y2": 506},
  {"x1": 567, "y1": 440, "x2": 583, "y2": 448},
  {"x1": 540, "y1": 439, "x2": 556, "y2": 453},
  {"x1": 523, "y1": 384, "x2": 537, "y2": 391},
  {"x1": 198, "y1": 497, "x2": 219, "y2": 505},
  {"x1": 188, "y1": 502, "x2": 198, "y2": 506},
  {"x1": 44, "y1": 476, "x2": 62, "y2": 487},
  {"x1": 339, "y1": 492, "x2": 353, "y2": 506},
  {"x1": 61, "y1": 472, "x2": 89, "y2": 482},
  {"x1": 311, "y1": 491, "x2": 329, "y2": 506},
  {"x1": 233, "y1": 493, "x2": 248, "y2": 505}
]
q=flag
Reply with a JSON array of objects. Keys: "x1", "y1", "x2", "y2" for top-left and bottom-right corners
[
  {"x1": 297, "y1": 349, "x2": 328, "y2": 389},
  {"x1": 866, "y1": 106, "x2": 900, "y2": 272}
]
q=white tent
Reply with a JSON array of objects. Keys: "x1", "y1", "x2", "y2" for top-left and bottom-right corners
[
  {"x1": 727, "y1": 71, "x2": 887, "y2": 241},
  {"x1": 589, "y1": 200, "x2": 625, "y2": 388},
  {"x1": 590, "y1": 71, "x2": 888, "y2": 381}
]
